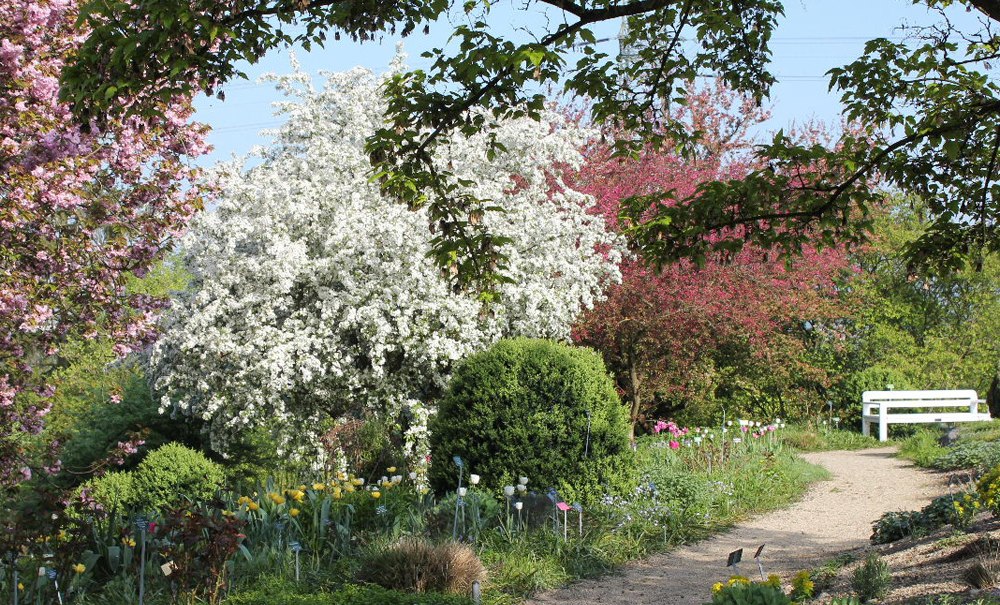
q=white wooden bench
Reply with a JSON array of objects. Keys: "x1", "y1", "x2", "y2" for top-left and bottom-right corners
[{"x1": 862, "y1": 390, "x2": 991, "y2": 442}]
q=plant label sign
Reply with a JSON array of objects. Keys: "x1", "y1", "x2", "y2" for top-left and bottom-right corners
[
  {"x1": 754, "y1": 544, "x2": 765, "y2": 559},
  {"x1": 726, "y1": 548, "x2": 743, "y2": 568}
]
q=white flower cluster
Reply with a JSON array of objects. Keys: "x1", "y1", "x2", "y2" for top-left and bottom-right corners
[{"x1": 150, "y1": 59, "x2": 622, "y2": 455}]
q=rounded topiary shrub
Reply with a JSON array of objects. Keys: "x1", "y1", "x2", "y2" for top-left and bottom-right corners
[
  {"x1": 428, "y1": 338, "x2": 634, "y2": 504},
  {"x1": 131, "y1": 443, "x2": 225, "y2": 511},
  {"x1": 79, "y1": 470, "x2": 137, "y2": 512}
]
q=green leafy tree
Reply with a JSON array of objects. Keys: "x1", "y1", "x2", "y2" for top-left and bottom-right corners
[
  {"x1": 827, "y1": 199, "x2": 1000, "y2": 421},
  {"x1": 62, "y1": 1, "x2": 1000, "y2": 287}
]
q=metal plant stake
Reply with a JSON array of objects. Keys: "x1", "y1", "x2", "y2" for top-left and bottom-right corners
[
  {"x1": 452, "y1": 456, "x2": 464, "y2": 540},
  {"x1": 134, "y1": 517, "x2": 149, "y2": 605}
]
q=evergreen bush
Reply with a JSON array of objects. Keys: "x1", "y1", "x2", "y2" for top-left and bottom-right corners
[
  {"x1": 428, "y1": 338, "x2": 634, "y2": 504},
  {"x1": 131, "y1": 443, "x2": 225, "y2": 511}
]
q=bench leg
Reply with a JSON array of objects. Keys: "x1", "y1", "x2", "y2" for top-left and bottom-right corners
[
  {"x1": 879, "y1": 418, "x2": 888, "y2": 442},
  {"x1": 862, "y1": 419, "x2": 870, "y2": 437}
]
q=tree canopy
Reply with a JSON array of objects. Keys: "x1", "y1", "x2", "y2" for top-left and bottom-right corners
[
  {"x1": 61, "y1": 0, "x2": 1000, "y2": 288},
  {"x1": 1, "y1": 0, "x2": 207, "y2": 488},
  {"x1": 149, "y1": 61, "x2": 621, "y2": 457}
]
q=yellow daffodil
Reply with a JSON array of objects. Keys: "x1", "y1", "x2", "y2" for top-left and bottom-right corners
[
  {"x1": 122, "y1": 537, "x2": 136, "y2": 548},
  {"x1": 248, "y1": 501, "x2": 260, "y2": 511},
  {"x1": 72, "y1": 563, "x2": 86, "y2": 574},
  {"x1": 387, "y1": 466, "x2": 397, "y2": 473},
  {"x1": 312, "y1": 482, "x2": 325, "y2": 491},
  {"x1": 269, "y1": 493, "x2": 286, "y2": 505},
  {"x1": 345, "y1": 485, "x2": 355, "y2": 493},
  {"x1": 290, "y1": 508, "x2": 300, "y2": 517},
  {"x1": 371, "y1": 490, "x2": 381, "y2": 499}
]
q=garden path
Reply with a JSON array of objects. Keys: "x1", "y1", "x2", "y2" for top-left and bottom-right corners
[{"x1": 527, "y1": 447, "x2": 950, "y2": 605}]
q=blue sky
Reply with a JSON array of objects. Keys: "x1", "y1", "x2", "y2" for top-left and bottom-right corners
[{"x1": 192, "y1": 0, "x2": 983, "y2": 167}]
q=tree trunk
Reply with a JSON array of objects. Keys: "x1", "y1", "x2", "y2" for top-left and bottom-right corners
[{"x1": 987, "y1": 368, "x2": 1000, "y2": 418}]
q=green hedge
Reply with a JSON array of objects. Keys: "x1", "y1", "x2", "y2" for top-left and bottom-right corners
[{"x1": 428, "y1": 338, "x2": 634, "y2": 504}]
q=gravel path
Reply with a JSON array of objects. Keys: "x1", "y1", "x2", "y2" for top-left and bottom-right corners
[{"x1": 528, "y1": 447, "x2": 950, "y2": 605}]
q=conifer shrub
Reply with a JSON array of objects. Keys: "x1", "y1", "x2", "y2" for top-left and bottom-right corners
[
  {"x1": 131, "y1": 443, "x2": 225, "y2": 511},
  {"x1": 428, "y1": 338, "x2": 634, "y2": 504}
]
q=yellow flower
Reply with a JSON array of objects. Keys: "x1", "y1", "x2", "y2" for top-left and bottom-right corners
[
  {"x1": 248, "y1": 501, "x2": 260, "y2": 511},
  {"x1": 712, "y1": 582, "x2": 724, "y2": 594},
  {"x1": 387, "y1": 466, "x2": 397, "y2": 473},
  {"x1": 290, "y1": 490, "x2": 305, "y2": 502},
  {"x1": 312, "y1": 482, "x2": 325, "y2": 491},
  {"x1": 297, "y1": 484, "x2": 307, "y2": 492},
  {"x1": 337, "y1": 472, "x2": 347, "y2": 481},
  {"x1": 269, "y1": 493, "x2": 286, "y2": 505},
  {"x1": 122, "y1": 537, "x2": 136, "y2": 548},
  {"x1": 57, "y1": 530, "x2": 68, "y2": 541},
  {"x1": 345, "y1": 485, "x2": 355, "y2": 493},
  {"x1": 351, "y1": 478, "x2": 364, "y2": 486},
  {"x1": 372, "y1": 490, "x2": 381, "y2": 499},
  {"x1": 17, "y1": 583, "x2": 23, "y2": 591},
  {"x1": 290, "y1": 508, "x2": 300, "y2": 517},
  {"x1": 72, "y1": 563, "x2": 86, "y2": 574},
  {"x1": 332, "y1": 487, "x2": 343, "y2": 499}
]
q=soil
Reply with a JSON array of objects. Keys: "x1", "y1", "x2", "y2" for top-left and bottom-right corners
[{"x1": 527, "y1": 447, "x2": 952, "y2": 605}]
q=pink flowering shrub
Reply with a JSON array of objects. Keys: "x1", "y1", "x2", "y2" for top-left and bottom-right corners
[{"x1": 0, "y1": 0, "x2": 207, "y2": 487}]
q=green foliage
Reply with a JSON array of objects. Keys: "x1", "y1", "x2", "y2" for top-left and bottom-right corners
[
  {"x1": 827, "y1": 366, "x2": 911, "y2": 427},
  {"x1": 789, "y1": 570, "x2": 815, "y2": 600},
  {"x1": 870, "y1": 493, "x2": 975, "y2": 544},
  {"x1": 131, "y1": 443, "x2": 225, "y2": 512},
  {"x1": 428, "y1": 338, "x2": 634, "y2": 504},
  {"x1": 80, "y1": 471, "x2": 136, "y2": 512},
  {"x1": 851, "y1": 552, "x2": 892, "y2": 602},
  {"x1": 978, "y1": 465, "x2": 1000, "y2": 516},
  {"x1": 223, "y1": 578, "x2": 473, "y2": 605},
  {"x1": 778, "y1": 426, "x2": 881, "y2": 451},
  {"x1": 830, "y1": 598, "x2": 862, "y2": 605},
  {"x1": 897, "y1": 429, "x2": 949, "y2": 467},
  {"x1": 933, "y1": 440, "x2": 1000, "y2": 471},
  {"x1": 707, "y1": 577, "x2": 791, "y2": 605}
]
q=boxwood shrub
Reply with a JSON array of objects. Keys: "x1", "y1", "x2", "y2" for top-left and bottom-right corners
[{"x1": 428, "y1": 338, "x2": 634, "y2": 504}]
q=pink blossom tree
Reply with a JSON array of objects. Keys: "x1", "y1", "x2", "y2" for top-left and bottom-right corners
[
  {"x1": 572, "y1": 87, "x2": 851, "y2": 436},
  {"x1": 0, "y1": 0, "x2": 208, "y2": 488}
]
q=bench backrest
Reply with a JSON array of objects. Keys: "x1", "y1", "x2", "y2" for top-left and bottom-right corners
[{"x1": 862, "y1": 390, "x2": 978, "y2": 404}]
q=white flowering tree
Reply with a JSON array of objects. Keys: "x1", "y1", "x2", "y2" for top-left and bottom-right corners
[{"x1": 150, "y1": 59, "x2": 621, "y2": 457}]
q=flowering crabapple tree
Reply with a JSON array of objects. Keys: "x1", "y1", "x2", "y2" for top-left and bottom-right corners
[
  {"x1": 150, "y1": 59, "x2": 622, "y2": 459},
  {"x1": 0, "y1": 0, "x2": 207, "y2": 489},
  {"x1": 572, "y1": 86, "x2": 850, "y2": 435}
]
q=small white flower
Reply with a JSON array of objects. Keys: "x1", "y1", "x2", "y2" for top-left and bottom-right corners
[
  {"x1": 408, "y1": 471, "x2": 417, "y2": 480},
  {"x1": 516, "y1": 484, "x2": 527, "y2": 493},
  {"x1": 469, "y1": 474, "x2": 480, "y2": 485},
  {"x1": 458, "y1": 487, "x2": 468, "y2": 497},
  {"x1": 518, "y1": 476, "x2": 529, "y2": 485},
  {"x1": 504, "y1": 485, "x2": 515, "y2": 497},
  {"x1": 514, "y1": 502, "x2": 523, "y2": 510}
]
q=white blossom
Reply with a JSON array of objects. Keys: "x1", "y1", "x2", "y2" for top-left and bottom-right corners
[{"x1": 150, "y1": 59, "x2": 621, "y2": 455}]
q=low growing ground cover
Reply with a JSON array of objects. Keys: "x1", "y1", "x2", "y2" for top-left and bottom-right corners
[{"x1": 0, "y1": 423, "x2": 825, "y2": 605}]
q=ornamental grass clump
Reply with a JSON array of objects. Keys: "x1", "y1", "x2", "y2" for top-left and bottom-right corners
[
  {"x1": 964, "y1": 536, "x2": 1000, "y2": 589},
  {"x1": 356, "y1": 537, "x2": 486, "y2": 594},
  {"x1": 851, "y1": 552, "x2": 892, "y2": 602}
]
